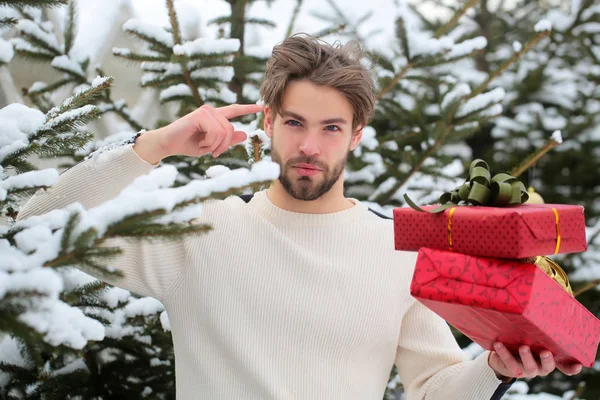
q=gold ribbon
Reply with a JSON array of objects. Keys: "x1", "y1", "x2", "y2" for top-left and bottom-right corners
[
  {"x1": 527, "y1": 256, "x2": 573, "y2": 296},
  {"x1": 552, "y1": 207, "x2": 561, "y2": 254},
  {"x1": 447, "y1": 207, "x2": 457, "y2": 251}
]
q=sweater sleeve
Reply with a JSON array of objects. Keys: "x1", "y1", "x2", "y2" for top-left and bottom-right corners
[
  {"x1": 16, "y1": 144, "x2": 188, "y2": 302},
  {"x1": 395, "y1": 298, "x2": 507, "y2": 400}
]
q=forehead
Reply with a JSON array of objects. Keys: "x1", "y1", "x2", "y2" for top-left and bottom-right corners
[{"x1": 281, "y1": 80, "x2": 354, "y2": 121}]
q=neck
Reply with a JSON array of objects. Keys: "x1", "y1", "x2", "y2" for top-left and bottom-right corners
[{"x1": 266, "y1": 180, "x2": 354, "y2": 214}]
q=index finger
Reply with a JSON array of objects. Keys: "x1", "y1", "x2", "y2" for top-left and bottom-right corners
[{"x1": 216, "y1": 104, "x2": 264, "y2": 119}]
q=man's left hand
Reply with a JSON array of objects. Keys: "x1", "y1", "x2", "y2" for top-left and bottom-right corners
[{"x1": 488, "y1": 342, "x2": 583, "y2": 380}]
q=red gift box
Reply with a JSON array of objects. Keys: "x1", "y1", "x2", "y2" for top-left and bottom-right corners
[
  {"x1": 410, "y1": 248, "x2": 600, "y2": 367},
  {"x1": 394, "y1": 203, "x2": 587, "y2": 259}
]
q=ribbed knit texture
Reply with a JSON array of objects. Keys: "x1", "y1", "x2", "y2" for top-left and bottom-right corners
[{"x1": 17, "y1": 144, "x2": 504, "y2": 400}]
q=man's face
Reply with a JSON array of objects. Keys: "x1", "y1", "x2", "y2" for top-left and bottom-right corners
[{"x1": 264, "y1": 80, "x2": 363, "y2": 201}]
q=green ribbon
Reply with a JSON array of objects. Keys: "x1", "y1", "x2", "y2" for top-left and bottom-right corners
[{"x1": 404, "y1": 159, "x2": 529, "y2": 213}]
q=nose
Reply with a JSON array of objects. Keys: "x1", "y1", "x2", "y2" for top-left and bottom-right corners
[{"x1": 299, "y1": 131, "x2": 320, "y2": 157}]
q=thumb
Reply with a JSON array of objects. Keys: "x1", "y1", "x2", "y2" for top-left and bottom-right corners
[{"x1": 231, "y1": 130, "x2": 248, "y2": 146}]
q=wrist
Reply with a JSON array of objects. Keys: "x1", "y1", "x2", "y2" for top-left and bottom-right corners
[{"x1": 133, "y1": 128, "x2": 168, "y2": 165}]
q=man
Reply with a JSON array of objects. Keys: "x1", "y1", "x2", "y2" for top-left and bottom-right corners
[{"x1": 17, "y1": 34, "x2": 582, "y2": 400}]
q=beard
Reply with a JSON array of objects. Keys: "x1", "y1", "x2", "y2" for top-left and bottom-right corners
[{"x1": 270, "y1": 141, "x2": 347, "y2": 201}]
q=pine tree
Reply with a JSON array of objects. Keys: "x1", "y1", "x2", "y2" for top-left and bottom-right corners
[
  {"x1": 0, "y1": 1, "x2": 277, "y2": 398},
  {"x1": 1, "y1": 0, "x2": 598, "y2": 399}
]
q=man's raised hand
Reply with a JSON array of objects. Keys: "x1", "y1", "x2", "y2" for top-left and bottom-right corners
[{"x1": 133, "y1": 103, "x2": 264, "y2": 164}]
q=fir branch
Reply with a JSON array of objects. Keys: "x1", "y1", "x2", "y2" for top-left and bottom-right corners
[
  {"x1": 11, "y1": 38, "x2": 55, "y2": 61},
  {"x1": 312, "y1": 24, "x2": 346, "y2": 39},
  {"x1": 0, "y1": 0, "x2": 67, "y2": 6},
  {"x1": 109, "y1": 223, "x2": 213, "y2": 240},
  {"x1": 243, "y1": 17, "x2": 276, "y2": 27},
  {"x1": 63, "y1": 0, "x2": 76, "y2": 54},
  {"x1": 574, "y1": 279, "x2": 600, "y2": 298},
  {"x1": 396, "y1": 17, "x2": 411, "y2": 61},
  {"x1": 0, "y1": 16, "x2": 18, "y2": 27},
  {"x1": 376, "y1": 63, "x2": 413, "y2": 99},
  {"x1": 373, "y1": 122, "x2": 454, "y2": 204},
  {"x1": 510, "y1": 136, "x2": 561, "y2": 177},
  {"x1": 165, "y1": 0, "x2": 202, "y2": 106},
  {"x1": 112, "y1": 48, "x2": 169, "y2": 63},
  {"x1": 434, "y1": 0, "x2": 480, "y2": 38},
  {"x1": 286, "y1": 0, "x2": 303, "y2": 38},
  {"x1": 16, "y1": 19, "x2": 62, "y2": 55},
  {"x1": 37, "y1": 105, "x2": 100, "y2": 135},
  {"x1": 25, "y1": 78, "x2": 72, "y2": 96},
  {"x1": 228, "y1": 0, "x2": 249, "y2": 103},
  {"x1": 49, "y1": 76, "x2": 113, "y2": 117},
  {"x1": 470, "y1": 30, "x2": 550, "y2": 99}
]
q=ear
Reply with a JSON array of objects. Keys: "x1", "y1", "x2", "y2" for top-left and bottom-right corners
[
  {"x1": 264, "y1": 106, "x2": 274, "y2": 138},
  {"x1": 349, "y1": 125, "x2": 363, "y2": 151}
]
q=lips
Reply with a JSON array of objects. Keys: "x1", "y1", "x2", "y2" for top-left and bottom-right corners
[
  {"x1": 294, "y1": 163, "x2": 322, "y2": 171},
  {"x1": 293, "y1": 163, "x2": 322, "y2": 177}
]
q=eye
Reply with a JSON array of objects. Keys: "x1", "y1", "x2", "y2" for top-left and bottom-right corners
[
  {"x1": 285, "y1": 120, "x2": 301, "y2": 127},
  {"x1": 325, "y1": 125, "x2": 341, "y2": 132}
]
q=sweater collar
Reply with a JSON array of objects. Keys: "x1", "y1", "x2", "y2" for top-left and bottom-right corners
[{"x1": 248, "y1": 189, "x2": 369, "y2": 227}]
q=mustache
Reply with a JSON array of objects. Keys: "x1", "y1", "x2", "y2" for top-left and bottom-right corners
[{"x1": 286, "y1": 156, "x2": 327, "y2": 170}]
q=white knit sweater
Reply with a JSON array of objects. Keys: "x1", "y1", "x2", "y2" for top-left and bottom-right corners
[{"x1": 17, "y1": 144, "x2": 506, "y2": 400}]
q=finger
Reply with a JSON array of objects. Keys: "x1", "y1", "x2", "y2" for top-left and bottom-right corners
[
  {"x1": 196, "y1": 108, "x2": 222, "y2": 151},
  {"x1": 539, "y1": 350, "x2": 556, "y2": 376},
  {"x1": 488, "y1": 351, "x2": 509, "y2": 374},
  {"x1": 211, "y1": 111, "x2": 235, "y2": 157},
  {"x1": 216, "y1": 104, "x2": 264, "y2": 120},
  {"x1": 231, "y1": 130, "x2": 248, "y2": 146},
  {"x1": 199, "y1": 110, "x2": 226, "y2": 155},
  {"x1": 494, "y1": 343, "x2": 523, "y2": 377},
  {"x1": 519, "y1": 346, "x2": 539, "y2": 376},
  {"x1": 557, "y1": 362, "x2": 582, "y2": 376}
]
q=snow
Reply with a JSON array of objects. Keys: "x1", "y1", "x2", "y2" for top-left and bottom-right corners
[
  {"x1": 112, "y1": 47, "x2": 131, "y2": 56},
  {"x1": 573, "y1": 22, "x2": 600, "y2": 35},
  {"x1": 19, "y1": 299, "x2": 105, "y2": 349},
  {"x1": 123, "y1": 18, "x2": 174, "y2": 48},
  {"x1": 28, "y1": 81, "x2": 48, "y2": 94},
  {"x1": 0, "y1": 38, "x2": 14, "y2": 64},
  {"x1": 160, "y1": 83, "x2": 192, "y2": 101},
  {"x1": 0, "y1": 169, "x2": 59, "y2": 201},
  {"x1": 0, "y1": 269, "x2": 62, "y2": 299},
  {"x1": 446, "y1": 36, "x2": 487, "y2": 59},
  {"x1": 52, "y1": 359, "x2": 88, "y2": 376},
  {"x1": 534, "y1": 19, "x2": 553, "y2": 32},
  {"x1": 101, "y1": 287, "x2": 131, "y2": 308},
  {"x1": 91, "y1": 75, "x2": 111, "y2": 88},
  {"x1": 190, "y1": 66, "x2": 235, "y2": 82},
  {"x1": 582, "y1": 5, "x2": 600, "y2": 21},
  {"x1": 205, "y1": 165, "x2": 231, "y2": 179},
  {"x1": 41, "y1": 105, "x2": 98, "y2": 131},
  {"x1": 513, "y1": 41, "x2": 523, "y2": 53},
  {"x1": 173, "y1": 37, "x2": 240, "y2": 57},
  {"x1": 124, "y1": 297, "x2": 164, "y2": 317},
  {"x1": 455, "y1": 87, "x2": 505, "y2": 118},
  {"x1": 16, "y1": 19, "x2": 62, "y2": 53},
  {"x1": 160, "y1": 311, "x2": 171, "y2": 331},
  {"x1": 551, "y1": 130, "x2": 563, "y2": 144},
  {"x1": 0, "y1": 103, "x2": 46, "y2": 139},
  {"x1": 51, "y1": 55, "x2": 85, "y2": 77},
  {"x1": 441, "y1": 83, "x2": 471, "y2": 110}
]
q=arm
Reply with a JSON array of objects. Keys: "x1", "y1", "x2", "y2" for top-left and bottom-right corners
[
  {"x1": 395, "y1": 298, "x2": 512, "y2": 400},
  {"x1": 16, "y1": 103, "x2": 264, "y2": 300},
  {"x1": 16, "y1": 140, "x2": 186, "y2": 301}
]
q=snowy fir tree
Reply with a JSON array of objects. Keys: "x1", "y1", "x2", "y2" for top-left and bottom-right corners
[{"x1": 0, "y1": 0, "x2": 598, "y2": 399}]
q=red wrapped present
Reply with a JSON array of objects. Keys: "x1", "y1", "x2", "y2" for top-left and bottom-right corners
[
  {"x1": 410, "y1": 248, "x2": 600, "y2": 367},
  {"x1": 394, "y1": 203, "x2": 587, "y2": 259}
]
